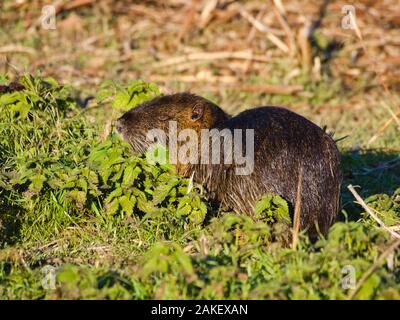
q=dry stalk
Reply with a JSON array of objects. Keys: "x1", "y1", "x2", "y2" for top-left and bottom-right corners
[
  {"x1": 347, "y1": 238, "x2": 400, "y2": 300},
  {"x1": 347, "y1": 185, "x2": 400, "y2": 239},
  {"x1": 292, "y1": 168, "x2": 303, "y2": 250}
]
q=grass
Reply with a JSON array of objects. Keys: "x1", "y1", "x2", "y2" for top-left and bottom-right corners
[
  {"x1": 0, "y1": 0, "x2": 399, "y2": 300},
  {"x1": 0, "y1": 74, "x2": 399, "y2": 300}
]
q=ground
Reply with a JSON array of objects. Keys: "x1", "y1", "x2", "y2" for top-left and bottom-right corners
[{"x1": 0, "y1": 0, "x2": 399, "y2": 299}]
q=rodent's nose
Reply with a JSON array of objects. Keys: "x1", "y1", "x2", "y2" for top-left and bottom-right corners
[{"x1": 115, "y1": 119, "x2": 124, "y2": 134}]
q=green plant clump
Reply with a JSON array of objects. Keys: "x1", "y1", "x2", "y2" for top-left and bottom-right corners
[{"x1": 0, "y1": 75, "x2": 399, "y2": 300}]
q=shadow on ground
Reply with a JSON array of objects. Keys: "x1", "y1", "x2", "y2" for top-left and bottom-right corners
[
  {"x1": 340, "y1": 149, "x2": 400, "y2": 221},
  {"x1": 0, "y1": 193, "x2": 24, "y2": 248}
]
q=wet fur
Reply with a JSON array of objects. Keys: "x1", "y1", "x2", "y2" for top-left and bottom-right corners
[{"x1": 116, "y1": 93, "x2": 342, "y2": 238}]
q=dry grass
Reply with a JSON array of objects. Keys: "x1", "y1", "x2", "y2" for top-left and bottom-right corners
[
  {"x1": 1, "y1": 1, "x2": 399, "y2": 89},
  {"x1": 0, "y1": 0, "x2": 399, "y2": 148},
  {"x1": 1, "y1": 1, "x2": 400, "y2": 300}
]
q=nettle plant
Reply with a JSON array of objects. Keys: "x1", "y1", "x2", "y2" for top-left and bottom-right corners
[
  {"x1": 0, "y1": 74, "x2": 399, "y2": 300},
  {"x1": 0, "y1": 75, "x2": 231, "y2": 243},
  {"x1": 0, "y1": 75, "x2": 291, "y2": 235},
  {"x1": 95, "y1": 79, "x2": 160, "y2": 111}
]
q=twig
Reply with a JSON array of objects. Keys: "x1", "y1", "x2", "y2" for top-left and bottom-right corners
[
  {"x1": 187, "y1": 171, "x2": 195, "y2": 194},
  {"x1": 238, "y1": 8, "x2": 284, "y2": 36},
  {"x1": 272, "y1": 4, "x2": 296, "y2": 55},
  {"x1": 367, "y1": 110, "x2": 400, "y2": 147},
  {"x1": 359, "y1": 156, "x2": 400, "y2": 175},
  {"x1": 347, "y1": 238, "x2": 400, "y2": 300},
  {"x1": 199, "y1": 0, "x2": 218, "y2": 29},
  {"x1": 382, "y1": 102, "x2": 400, "y2": 129},
  {"x1": 152, "y1": 50, "x2": 270, "y2": 68},
  {"x1": 298, "y1": 22, "x2": 312, "y2": 72},
  {"x1": 0, "y1": 44, "x2": 36, "y2": 56},
  {"x1": 342, "y1": 37, "x2": 400, "y2": 52},
  {"x1": 237, "y1": 84, "x2": 303, "y2": 94},
  {"x1": 292, "y1": 167, "x2": 303, "y2": 250},
  {"x1": 347, "y1": 185, "x2": 400, "y2": 239},
  {"x1": 389, "y1": 225, "x2": 400, "y2": 232},
  {"x1": 177, "y1": 0, "x2": 199, "y2": 43},
  {"x1": 56, "y1": 0, "x2": 96, "y2": 13},
  {"x1": 149, "y1": 74, "x2": 237, "y2": 84},
  {"x1": 239, "y1": 9, "x2": 289, "y2": 53},
  {"x1": 272, "y1": 0, "x2": 286, "y2": 16},
  {"x1": 34, "y1": 240, "x2": 60, "y2": 252},
  {"x1": 197, "y1": 83, "x2": 304, "y2": 94}
]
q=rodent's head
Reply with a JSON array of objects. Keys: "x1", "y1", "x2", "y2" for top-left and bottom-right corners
[{"x1": 115, "y1": 93, "x2": 229, "y2": 153}]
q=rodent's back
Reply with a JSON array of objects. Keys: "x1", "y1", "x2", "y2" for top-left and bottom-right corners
[
  {"x1": 209, "y1": 106, "x2": 342, "y2": 237},
  {"x1": 117, "y1": 94, "x2": 342, "y2": 238}
]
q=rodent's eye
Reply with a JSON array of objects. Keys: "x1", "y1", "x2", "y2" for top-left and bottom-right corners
[{"x1": 158, "y1": 114, "x2": 170, "y2": 121}]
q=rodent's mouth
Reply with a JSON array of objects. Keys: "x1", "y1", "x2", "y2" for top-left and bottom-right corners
[
  {"x1": 129, "y1": 140, "x2": 149, "y2": 154},
  {"x1": 115, "y1": 119, "x2": 147, "y2": 153},
  {"x1": 114, "y1": 125, "x2": 126, "y2": 142},
  {"x1": 116, "y1": 128, "x2": 149, "y2": 154}
]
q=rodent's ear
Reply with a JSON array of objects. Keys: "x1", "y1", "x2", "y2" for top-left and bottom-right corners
[{"x1": 191, "y1": 104, "x2": 204, "y2": 121}]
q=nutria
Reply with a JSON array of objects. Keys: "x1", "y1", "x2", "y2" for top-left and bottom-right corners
[{"x1": 116, "y1": 93, "x2": 342, "y2": 238}]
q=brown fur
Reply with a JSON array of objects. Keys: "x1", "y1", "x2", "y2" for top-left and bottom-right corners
[{"x1": 116, "y1": 93, "x2": 342, "y2": 238}]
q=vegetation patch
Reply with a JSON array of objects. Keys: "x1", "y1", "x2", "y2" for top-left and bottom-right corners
[{"x1": 0, "y1": 75, "x2": 399, "y2": 300}]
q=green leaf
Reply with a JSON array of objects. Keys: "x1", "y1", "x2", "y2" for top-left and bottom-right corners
[
  {"x1": 0, "y1": 92, "x2": 20, "y2": 106},
  {"x1": 76, "y1": 178, "x2": 88, "y2": 192},
  {"x1": 177, "y1": 202, "x2": 192, "y2": 217},
  {"x1": 356, "y1": 273, "x2": 380, "y2": 299},
  {"x1": 119, "y1": 195, "x2": 135, "y2": 215},
  {"x1": 112, "y1": 90, "x2": 130, "y2": 110},
  {"x1": 152, "y1": 177, "x2": 180, "y2": 205},
  {"x1": 29, "y1": 174, "x2": 46, "y2": 192},
  {"x1": 254, "y1": 194, "x2": 291, "y2": 224},
  {"x1": 67, "y1": 190, "x2": 87, "y2": 206},
  {"x1": 106, "y1": 198, "x2": 120, "y2": 215},
  {"x1": 95, "y1": 88, "x2": 113, "y2": 103},
  {"x1": 105, "y1": 187, "x2": 123, "y2": 204},
  {"x1": 43, "y1": 76, "x2": 59, "y2": 88},
  {"x1": 122, "y1": 165, "x2": 141, "y2": 187},
  {"x1": 11, "y1": 100, "x2": 31, "y2": 118},
  {"x1": 58, "y1": 265, "x2": 80, "y2": 284}
]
